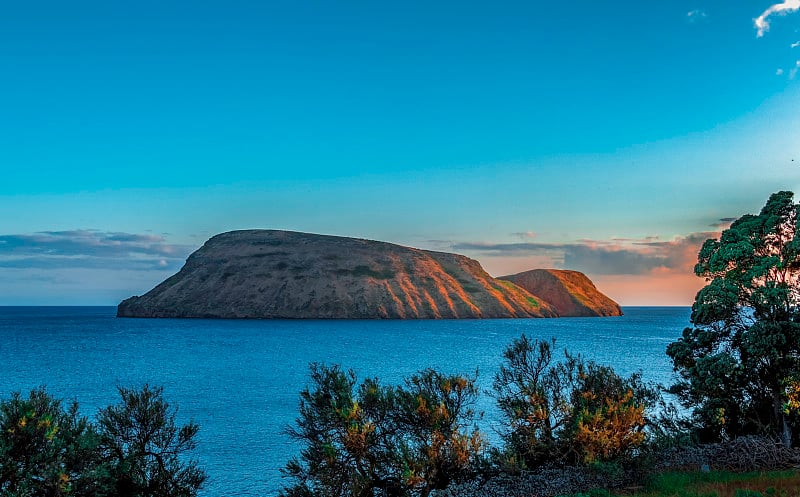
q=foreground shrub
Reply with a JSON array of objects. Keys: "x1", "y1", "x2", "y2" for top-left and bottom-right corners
[
  {"x1": 97, "y1": 385, "x2": 206, "y2": 497},
  {"x1": 0, "y1": 386, "x2": 205, "y2": 497},
  {"x1": 570, "y1": 362, "x2": 654, "y2": 463},
  {"x1": 491, "y1": 336, "x2": 573, "y2": 469},
  {"x1": 492, "y1": 335, "x2": 659, "y2": 470},
  {"x1": 0, "y1": 388, "x2": 108, "y2": 496},
  {"x1": 281, "y1": 364, "x2": 484, "y2": 497}
]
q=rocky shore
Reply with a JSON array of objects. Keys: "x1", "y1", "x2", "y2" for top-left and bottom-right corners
[{"x1": 435, "y1": 437, "x2": 800, "y2": 497}]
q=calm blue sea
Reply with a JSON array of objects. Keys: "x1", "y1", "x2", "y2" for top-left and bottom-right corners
[{"x1": 0, "y1": 306, "x2": 691, "y2": 496}]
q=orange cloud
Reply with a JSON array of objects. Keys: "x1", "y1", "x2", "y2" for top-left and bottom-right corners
[{"x1": 456, "y1": 230, "x2": 724, "y2": 306}]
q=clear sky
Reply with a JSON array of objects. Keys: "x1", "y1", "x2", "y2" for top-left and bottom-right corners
[{"x1": 2, "y1": 0, "x2": 800, "y2": 306}]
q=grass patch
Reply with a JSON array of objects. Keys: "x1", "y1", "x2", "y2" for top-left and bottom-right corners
[
  {"x1": 335, "y1": 265, "x2": 395, "y2": 280},
  {"x1": 582, "y1": 470, "x2": 800, "y2": 497},
  {"x1": 496, "y1": 280, "x2": 525, "y2": 293},
  {"x1": 353, "y1": 265, "x2": 395, "y2": 279},
  {"x1": 526, "y1": 296, "x2": 540, "y2": 307},
  {"x1": 250, "y1": 251, "x2": 289, "y2": 258}
]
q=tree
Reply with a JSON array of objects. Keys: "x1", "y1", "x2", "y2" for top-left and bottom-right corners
[
  {"x1": 281, "y1": 364, "x2": 483, "y2": 497},
  {"x1": 282, "y1": 364, "x2": 393, "y2": 497},
  {"x1": 391, "y1": 369, "x2": 484, "y2": 494},
  {"x1": 493, "y1": 335, "x2": 656, "y2": 469},
  {"x1": 96, "y1": 385, "x2": 206, "y2": 497},
  {"x1": 667, "y1": 191, "x2": 800, "y2": 446},
  {"x1": 0, "y1": 388, "x2": 110, "y2": 497},
  {"x1": 0, "y1": 386, "x2": 205, "y2": 497},
  {"x1": 492, "y1": 337, "x2": 575, "y2": 468},
  {"x1": 569, "y1": 363, "x2": 651, "y2": 464}
]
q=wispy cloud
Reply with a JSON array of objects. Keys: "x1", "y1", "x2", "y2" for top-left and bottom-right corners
[
  {"x1": 792, "y1": 41, "x2": 800, "y2": 48},
  {"x1": 710, "y1": 217, "x2": 737, "y2": 228},
  {"x1": 790, "y1": 60, "x2": 800, "y2": 79},
  {"x1": 687, "y1": 9, "x2": 707, "y2": 22},
  {"x1": 0, "y1": 230, "x2": 193, "y2": 270},
  {"x1": 453, "y1": 231, "x2": 717, "y2": 276},
  {"x1": 510, "y1": 231, "x2": 537, "y2": 240},
  {"x1": 610, "y1": 236, "x2": 660, "y2": 243},
  {"x1": 755, "y1": 0, "x2": 800, "y2": 37}
]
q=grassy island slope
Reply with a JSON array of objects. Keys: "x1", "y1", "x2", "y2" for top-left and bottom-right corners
[
  {"x1": 500, "y1": 268, "x2": 623, "y2": 317},
  {"x1": 118, "y1": 230, "x2": 619, "y2": 319}
]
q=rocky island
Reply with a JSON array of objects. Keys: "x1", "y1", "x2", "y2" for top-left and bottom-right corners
[
  {"x1": 500, "y1": 269, "x2": 623, "y2": 317},
  {"x1": 117, "y1": 230, "x2": 622, "y2": 319}
]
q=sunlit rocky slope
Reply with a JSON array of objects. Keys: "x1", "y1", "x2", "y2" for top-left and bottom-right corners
[
  {"x1": 117, "y1": 230, "x2": 620, "y2": 319},
  {"x1": 499, "y1": 269, "x2": 623, "y2": 317}
]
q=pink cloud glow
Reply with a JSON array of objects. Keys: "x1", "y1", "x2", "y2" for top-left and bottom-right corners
[{"x1": 462, "y1": 227, "x2": 729, "y2": 306}]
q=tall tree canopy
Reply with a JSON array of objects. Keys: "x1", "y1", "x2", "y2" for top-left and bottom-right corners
[{"x1": 667, "y1": 191, "x2": 800, "y2": 446}]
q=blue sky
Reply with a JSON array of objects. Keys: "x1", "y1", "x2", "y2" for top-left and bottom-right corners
[{"x1": 2, "y1": 1, "x2": 800, "y2": 305}]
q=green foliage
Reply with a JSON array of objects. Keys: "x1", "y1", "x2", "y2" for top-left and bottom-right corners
[
  {"x1": 392, "y1": 370, "x2": 484, "y2": 493},
  {"x1": 559, "y1": 470, "x2": 800, "y2": 497},
  {"x1": 493, "y1": 335, "x2": 658, "y2": 470},
  {"x1": 667, "y1": 191, "x2": 800, "y2": 446},
  {"x1": 362, "y1": 267, "x2": 395, "y2": 279},
  {"x1": 96, "y1": 385, "x2": 206, "y2": 497},
  {"x1": 334, "y1": 266, "x2": 396, "y2": 280},
  {"x1": 638, "y1": 470, "x2": 800, "y2": 497},
  {"x1": 281, "y1": 364, "x2": 484, "y2": 497},
  {"x1": 571, "y1": 363, "x2": 654, "y2": 464},
  {"x1": 0, "y1": 388, "x2": 109, "y2": 497},
  {"x1": 735, "y1": 490, "x2": 764, "y2": 497},
  {"x1": 0, "y1": 386, "x2": 205, "y2": 497},
  {"x1": 492, "y1": 336, "x2": 574, "y2": 468}
]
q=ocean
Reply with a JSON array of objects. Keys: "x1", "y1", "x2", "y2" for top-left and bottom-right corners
[{"x1": 0, "y1": 306, "x2": 691, "y2": 496}]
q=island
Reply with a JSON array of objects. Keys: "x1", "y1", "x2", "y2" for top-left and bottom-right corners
[{"x1": 117, "y1": 230, "x2": 622, "y2": 319}]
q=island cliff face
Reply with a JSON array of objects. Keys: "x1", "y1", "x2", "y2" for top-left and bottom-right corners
[
  {"x1": 499, "y1": 269, "x2": 623, "y2": 317},
  {"x1": 118, "y1": 230, "x2": 556, "y2": 319},
  {"x1": 117, "y1": 230, "x2": 620, "y2": 319}
]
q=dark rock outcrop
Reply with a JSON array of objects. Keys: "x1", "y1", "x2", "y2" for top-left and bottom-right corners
[
  {"x1": 499, "y1": 269, "x2": 623, "y2": 317},
  {"x1": 118, "y1": 230, "x2": 557, "y2": 319}
]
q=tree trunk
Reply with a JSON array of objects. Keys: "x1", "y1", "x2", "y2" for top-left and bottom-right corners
[
  {"x1": 781, "y1": 414, "x2": 792, "y2": 448},
  {"x1": 775, "y1": 397, "x2": 792, "y2": 447}
]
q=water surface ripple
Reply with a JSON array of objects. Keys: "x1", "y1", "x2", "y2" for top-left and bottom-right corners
[{"x1": 0, "y1": 306, "x2": 690, "y2": 496}]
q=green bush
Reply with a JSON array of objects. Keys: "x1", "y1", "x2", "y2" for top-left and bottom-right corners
[
  {"x1": 281, "y1": 364, "x2": 484, "y2": 497},
  {"x1": 492, "y1": 335, "x2": 660, "y2": 470},
  {"x1": 0, "y1": 388, "x2": 108, "y2": 496},
  {"x1": 97, "y1": 385, "x2": 206, "y2": 497},
  {"x1": 0, "y1": 386, "x2": 205, "y2": 497}
]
